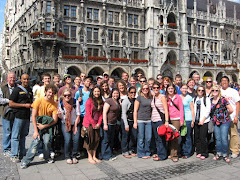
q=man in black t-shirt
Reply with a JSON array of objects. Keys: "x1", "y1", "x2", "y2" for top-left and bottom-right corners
[{"x1": 9, "y1": 74, "x2": 33, "y2": 162}]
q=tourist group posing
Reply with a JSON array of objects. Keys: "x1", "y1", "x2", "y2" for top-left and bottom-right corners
[{"x1": 0, "y1": 71, "x2": 239, "y2": 169}]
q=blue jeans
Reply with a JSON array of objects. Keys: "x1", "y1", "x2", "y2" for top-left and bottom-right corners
[
  {"x1": 61, "y1": 123, "x2": 80, "y2": 159},
  {"x1": 22, "y1": 132, "x2": 51, "y2": 165},
  {"x1": 101, "y1": 124, "x2": 116, "y2": 160},
  {"x1": 152, "y1": 121, "x2": 167, "y2": 160},
  {"x1": 121, "y1": 120, "x2": 137, "y2": 155},
  {"x1": 181, "y1": 121, "x2": 193, "y2": 157},
  {"x1": 2, "y1": 117, "x2": 13, "y2": 152},
  {"x1": 11, "y1": 118, "x2": 30, "y2": 157},
  {"x1": 214, "y1": 121, "x2": 231, "y2": 157},
  {"x1": 137, "y1": 121, "x2": 152, "y2": 158}
]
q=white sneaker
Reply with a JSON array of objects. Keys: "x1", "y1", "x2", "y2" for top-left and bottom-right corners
[
  {"x1": 109, "y1": 157, "x2": 117, "y2": 161},
  {"x1": 47, "y1": 159, "x2": 54, "y2": 164},
  {"x1": 10, "y1": 156, "x2": 20, "y2": 163},
  {"x1": 231, "y1": 154, "x2": 238, "y2": 158},
  {"x1": 3, "y1": 151, "x2": 11, "y2": 157},
  {"x1": 50, "y1": 152, "x2": 55, "y2": 159},
  {"x1": 39, "y1": 153, "x2": 44, "y2": 160}
]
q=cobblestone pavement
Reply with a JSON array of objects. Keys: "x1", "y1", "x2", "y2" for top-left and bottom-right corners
[{"x1": 1, "y1": 120, "x2": 240, "y2": 180}]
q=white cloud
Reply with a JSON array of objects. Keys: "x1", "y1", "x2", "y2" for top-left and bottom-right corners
[{"x1": 228, "y1": 0, "x2": 240, "y2": 3}]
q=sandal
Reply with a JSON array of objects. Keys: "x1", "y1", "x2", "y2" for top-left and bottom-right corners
[
  {"x1": 123, "y1": 155, "x2": 132, "y2": 158},
  {"x1": 200, "y1": 156, "x2": 206, "y2": 160},
  {"x1": 213, "y1": 155, "x2": 220, "y2": 161},
  {"x1": 172, "y1": 158, "x2": 178, "y2": 162},
  {"x1": 224, "y1": 157, "x2": 230, "y2": 163},
  {"x1": 153, "y1": 156, "x2": 161, "y2": 161},
  {"x1": 131, "y1": 153, "x2": 137, "y2": 157},
  {"x1": 66, "y1": 159, "x2": 72, "y2": 164},
  {"x1": 93, "y1": 158, "x2": 101, "y2": 163},
  {"x1": 72, "y1": 158, "x2": 78, "y2": 164},
  {"x1": 153, "y1": 154, "x2": 158, "y2": 158},
  {"x1": 196, "y1": 154, "x2": 201, "y2": 158},
  {"x1": 88, "y1": 159, "x2": 96, "y2": 164}
]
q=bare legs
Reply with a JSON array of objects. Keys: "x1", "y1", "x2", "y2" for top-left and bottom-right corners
[{"x1": 87, "y1": 150, "x2": 101, "y2": 164}]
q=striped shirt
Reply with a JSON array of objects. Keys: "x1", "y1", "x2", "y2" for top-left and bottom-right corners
[{"x1": 151, "y1": 94, "x2": 165, "y2": 122}]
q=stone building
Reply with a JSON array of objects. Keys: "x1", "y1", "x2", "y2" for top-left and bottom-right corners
[{"x1": 1, "y1": 0, "x2": 240, "y2": 82}]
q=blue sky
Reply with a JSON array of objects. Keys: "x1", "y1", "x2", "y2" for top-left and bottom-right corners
[
  {"x1": 228, "y1": 0, "x2": 240, "y2": 3},
  {"x1": 0, "y1": 0, "x2": 7, "y2": 34}
]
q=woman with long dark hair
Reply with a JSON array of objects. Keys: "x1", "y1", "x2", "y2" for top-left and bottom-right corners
[
  {"x1": 165, "y1": 83, "x2": 184, "y2": 162},
  {"x1": 100, "y1": 80, "x2": 110, "y2": 101},
  {"x1": 82, "y1": 86, "x2": 103, "y2": 164},
  {"x1": 102, "y1": 88, "x2": 121, "y2": 160},
  {"x1": 58, "y1": 88, "x2": 80, "y2": 164}
]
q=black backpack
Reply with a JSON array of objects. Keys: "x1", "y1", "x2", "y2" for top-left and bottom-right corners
[
  {"x1": 193, "y1": 96, "x2": 207, "y2": 107},
  {"x1": 127, "y1": 97, "x2": 135, "y2": 120}
]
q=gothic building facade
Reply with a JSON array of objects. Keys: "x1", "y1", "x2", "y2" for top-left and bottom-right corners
[{"x1": 1, "y1": 0, "x2": 240, "y2": 82}]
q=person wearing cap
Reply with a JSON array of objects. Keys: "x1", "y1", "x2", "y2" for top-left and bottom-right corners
[
  {"x1": 103, "y1": 72, "x2": 109, "y2": 82},
  {"x1": 96, "y1": 76, "x2": 104, "y2": 87},
  {"x1": 58, "y1": 74, "x2": 78, "y2": 98}
]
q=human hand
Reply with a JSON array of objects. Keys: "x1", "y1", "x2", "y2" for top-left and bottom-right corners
[
  {"x1": 133, "y1": 123, "x2": 137, "y2": 129},
  {"x1": 33, "y1": 132, "x2": 40, "y2": 140},
  {"x1": 103, "y1": 124, "x2": 108, "y2": 131},
  {"x1": 37, "y1": 123, "x2": 45, "y2": 130},
  {"x1": 125, "y1": 127, "x2": 129, "y2": 132}
]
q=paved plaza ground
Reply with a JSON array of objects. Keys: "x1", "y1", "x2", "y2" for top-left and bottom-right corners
[{"x1": 1, "y1": 120, "x2": 240, "y2": 180}]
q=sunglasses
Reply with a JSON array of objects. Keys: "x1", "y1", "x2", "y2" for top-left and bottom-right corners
[
  {"x1": 137, "y1": 75, "x2": 142, "y2": 77},
  {"x1": 143, "y1": 88, "x2": 149, "y2": 91},
  {"x1": 140, "y1": 80, "x2": 146, "y2": 83},
  {"x1": 211, "y1": 89, "x2": 219, "y2": 92},
  {"x1": 206, "y1": 81, "x2": 212, "y2": 83},
  {"x1": 64, "y1": 76, "x2": 71, "y2": 80},
  {"x1": 152, "y1": 87, "x2": 160, "y2": 90},
  {"x1": 157, "y1": 77, "x2": 162, "y2": 80},
  {"x1": 64, "y1": 94, "x2": 71, "y2": 97},
  {"x1": 130, "y1": 91, "x2": 136, "y2": 94},
  {"x1": 198, "y1": 90, "x2": 204, "y2": 92}
]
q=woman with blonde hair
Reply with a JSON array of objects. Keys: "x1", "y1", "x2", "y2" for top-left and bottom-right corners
[
  {"x1": 210, "y1": 85, "x2": 233, "y2": 162},
  {"x1": 58, "y1": 88, "x2": 80, "y2": 164},
  {"x1": 133, "y1": 83, "x2": 153, "y2": 159}
]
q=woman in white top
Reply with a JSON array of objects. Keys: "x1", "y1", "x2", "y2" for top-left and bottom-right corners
[
  {"x1": 151, "y1": 82, "x2": 169, "y2": 161},
  {"x1": 192, "y1": 85, "x2": 211, "y2": 160},
  {"x1": 58, "y1": 88, "x2": 81, "y2": 164}
]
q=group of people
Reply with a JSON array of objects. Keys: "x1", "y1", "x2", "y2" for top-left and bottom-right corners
[{"x1": 0, "y1": 70, "x2": 239, "y2": 169}]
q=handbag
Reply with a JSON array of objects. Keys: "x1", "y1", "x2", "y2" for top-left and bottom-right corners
[
  {"x1": 81, "y1": 126, "x2": 89, "y2": 144},
  {"x1": 3, "y1": 106, "x2": 15, "y2": 121},
  {"x1": 154, "y1": 96, "x2": 165, "y2": 123}
]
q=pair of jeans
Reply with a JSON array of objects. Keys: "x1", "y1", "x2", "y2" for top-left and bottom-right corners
[
  {"x1": 2, "y1": 117, "x2": 13, "y2": 152},
  {"x1": 22, "y1": 132, "x2": 51, "y2": 165},
  {"x1": 137, "y1": 121, "x2": 152, "y2": 158},
  {"x1": 194, "y1": 122, "x2": 208, "y2": 157},
  {"x1": 121, "y1": 120, "x2": 137, "y2": 155},
  {"x1": 61, "y1": 123, "x2": 80, "y2": 159},
  {"x1": 152, "y1": 121, "x2": 167, "y2": 160},
  {"x1": 214, "y1": 121, "x2": 231, "y2": 157},
  {"x1": 101, "y1": 124, "x2": 116, "y2": 160},
  {"x1": 11, "y1": 118, "x2": 30, "y2": 157},
  {"x1": 181, "y1": 121, "x2": 193, "y2": 157}
]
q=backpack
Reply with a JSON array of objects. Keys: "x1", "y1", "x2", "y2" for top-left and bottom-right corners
[
  {"x1": 127, "y1": 97, "x2": 135, "y2": 120},
  {"x1": 193, "y1": 96, "x2": 206, "y2": 107}
]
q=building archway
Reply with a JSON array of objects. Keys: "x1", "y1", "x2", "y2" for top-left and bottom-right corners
[
  {"x1": 167, "y1": 12, "x2": 176, "y2": 24},
  {"x1": 168, "y1": 32, "x2": 176, "y2": 42},
  {"x1": 88, "y1": 67, "x2": 104, "y2": 80},
  {"x1": 111, "y1": 67, "x2": 125, "y2": 81},
  {"x1": 67, "y1": 66, "x2": 81, "y2": 78},
  {"x1": 162, "y1": 69, "x2": 173, "y2": 81},
  {"x1": 203, "y1": 71, "x2": 213, "y2": 81},
  {"x1": 132, "y1": 68, "x2": 145, "y2": 77},
  {"x1": 166, "y1": 50, "x2": 177, "y2": 65},
  {"x1": 189, "y1": 70, "x2": 200, "y2": 78},
  {"x1": 216, "y1": 72, "x2": 224, "y2": 84},
  {"x1": 232, "y1": 74, "x2": 237, "y2": 83}
]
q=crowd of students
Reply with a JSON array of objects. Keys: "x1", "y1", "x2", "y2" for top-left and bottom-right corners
[{"x1": 1, "y1": 71, "x2": 239, "y2": 169}]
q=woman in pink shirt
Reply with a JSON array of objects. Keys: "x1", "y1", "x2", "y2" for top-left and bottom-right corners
[
  {"x1": 83, "y1": 86, "x2": 103, "y2": 164},
  {"x1": 166, "y1": 83, "x2": 184, "y2": 162}
]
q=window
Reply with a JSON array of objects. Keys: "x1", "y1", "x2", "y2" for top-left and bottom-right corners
[
  {"x1": 93, "y1": 29, "x2": 98, "y2": 40},
  {"x1": 46, "y1": 46, "x2": 51, "y2": 57},
  {"x1": 64, "y1": 5, "x2": 70, "y2": 16},
  {"x1": 64, "y1": 25, "x2": 69, "y2": 37},
  {"x1": 128, "y1": 32, "x2": 133, "y2": 44},
  {"x1": 46, "y1": 1, "x2": 51, "y2": 13},
  {"x1": 115, "y1": 30, "x2": 119, "y2": 42},
  {"x1": 210, "y1": 27, "x2": 214, "y2": 37},
  {"x1": 215, "y1": 42, "x2": 217, "y2": 52},
  {"x1": 7, "y1": 49, "x2": 9, "y2": 56},
  {"x1": 46, "y1": 22, "x2": 51, "y2": 31},
  {"x1": 115, "y1": 50, "x2": 119, "y2": 58},
  {"x1": 134, "y1": 33, "x2": 138, "y2": 44},
  {"x1": 197, "y1": 25, "x2": 201, "y2": 35},
  {"x1": 128, "y1": 14, "x2": 133, "y2": 25},
  {"x1": 71, "y1": 26, "x2": 76, "y2": 38},
  {"x1": 87, "y1": 28, "x2": 92, "y2": 40},
  {"x1": 202, "y1": 41, "x2": 205, "y2": 51},
  {"x1": 87, "y1": 8, "x2": 92, "y2": 19},
  {"x1": 93, "y1": 49, "x2": 98, "y2": 56},
  {"x1": 133, "y1": 51, "x2": 138, "y2": 59},
  {"x1": 93, "y1": 9, "x2": 99, "y2": 20},
  {"x1": 71, "y1": 6, "x2": 77, "y2": 17},
  {"x1": 115, "y1": 12, "x2": 119, "y2": 23},
  {"x1": 108, "y1": 11, "x2": 113, "y2": 23},
  {"x1": 198, "y1": 40, "x2": 201, "y2": 50},
  {"x1": 187, "y1": 23, "x2": 191, "y2": 34},
  {"x1": 134, "y1": 15, "x2": 138, "y2": 25},
  {"x1": 201, "y1": 26, "x2": 205, "y2": 36},
  {"x1": 214, "y1": 28, "x2": 217, "y2": 37},
  {"x1": 108, "y1": 30, "x2": 113, "y2": 41},
  {"x1": 70, "y1": 47, "x2": 76, "y2": 55},
  {"x1": 88, "y1": 48, "x2": 92, "y2": 56}
]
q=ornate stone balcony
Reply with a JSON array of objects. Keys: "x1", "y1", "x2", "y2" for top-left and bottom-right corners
[{"x1": 30, "y1": 31, "x2": 67, "y2": 44}]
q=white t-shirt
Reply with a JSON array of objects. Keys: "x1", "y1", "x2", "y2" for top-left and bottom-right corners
[{"x1": 221, "y1": 87, "x2": 240, "y2": 121}]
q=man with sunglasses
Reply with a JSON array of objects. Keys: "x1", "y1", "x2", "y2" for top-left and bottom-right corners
[
  {"x1": 9, "y1": 74, "x2": 33, "y2": 162},
  {"x1": 58, "y1": 74, "x2": 78, "y2": 98},
  {"x1": 220, "y1": 76, "x2": 240, "y2": 158},
  {"x1": 156, "y1": 74, "x2": 163, "y2": 84}
]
